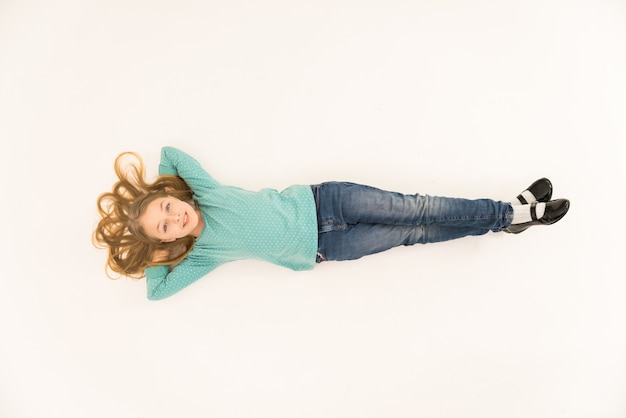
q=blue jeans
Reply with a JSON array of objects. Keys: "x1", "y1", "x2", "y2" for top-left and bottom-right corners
[{"x1": 310, "y1": 182, "x2": 513, "y2": 262}]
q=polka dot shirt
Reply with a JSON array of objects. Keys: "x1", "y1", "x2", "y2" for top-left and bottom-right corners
[{"x1": 145, "y1": 147, "x2": 318, "y2": 300}]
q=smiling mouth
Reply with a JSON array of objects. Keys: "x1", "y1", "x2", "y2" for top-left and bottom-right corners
[{"x1": 183, "y1": 213, "x2": 188, "y2": 227}]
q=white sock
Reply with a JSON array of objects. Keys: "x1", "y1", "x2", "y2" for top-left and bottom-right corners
[
  {"x1": 512, "y1": 189, "x2": 537, "y2": 205},
  {"x1": 511, "y1": 203, "x2": 546, "y2": 224}
]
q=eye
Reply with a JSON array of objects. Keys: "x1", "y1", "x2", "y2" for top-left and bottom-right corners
[
  {"x1": 163, "y1": 223, "x2": 168, "y2": 233},
  {"x1": 166, "y1": 203, "x2": 171, "y2": 212}
]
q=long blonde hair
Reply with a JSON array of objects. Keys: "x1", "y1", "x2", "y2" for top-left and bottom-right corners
[{"x1": 93, "y1": 152, "x2": 197, "y2": 279}]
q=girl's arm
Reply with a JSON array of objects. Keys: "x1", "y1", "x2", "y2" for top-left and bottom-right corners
[
  {"x1": 145, "y1": 231, "x2": 220, "y2": 300},
  {"x1": 145, "y1": 258, "x2": 218, "y2": 300},
  {"x1": 158, "y1": 146, "x2": 221, "y2": 190}
]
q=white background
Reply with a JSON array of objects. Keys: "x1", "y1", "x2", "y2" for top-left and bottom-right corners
[{"x1": 1, "y1": 1, "x2": 625, "y2": 417}]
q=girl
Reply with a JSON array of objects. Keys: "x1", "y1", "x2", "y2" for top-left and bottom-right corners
[{"x1": 93, "y1": 146, "x2": 570, "y2": 301}]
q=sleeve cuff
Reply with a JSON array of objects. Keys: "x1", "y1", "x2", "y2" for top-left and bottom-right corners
[{"x1": 145, "y1": 265, "x2": 169, "y2": 280}]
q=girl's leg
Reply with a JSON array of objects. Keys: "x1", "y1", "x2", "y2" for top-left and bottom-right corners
[
  {"x1": 312, "y1": 182, "x2": 513, "y2": 232},
  {"x1": 317, "y1": 223, "x2": 492, "y2": 262},
  {"x1": 311, "y1": 182, "x2": 513, "y2": 262}
]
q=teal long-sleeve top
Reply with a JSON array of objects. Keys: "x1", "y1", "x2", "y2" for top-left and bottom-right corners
[{"x1": 144, "y1": 147, "x2": 318, "y2": 300}]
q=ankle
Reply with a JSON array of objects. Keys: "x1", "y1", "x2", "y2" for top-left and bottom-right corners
[{"x1": 511, "y1": 202, "x2": 546, "y2": 224}]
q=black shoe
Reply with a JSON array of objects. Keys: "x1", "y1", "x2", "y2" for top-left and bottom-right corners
[
  {"x1": 505, "y1": 199, "x2": 570, "y2": 234},
  {"x1": 517, "y1": 178, "x2": 553, "y2": 204}
]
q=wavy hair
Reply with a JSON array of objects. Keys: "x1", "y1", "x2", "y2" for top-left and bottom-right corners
[{"x1": 93, "y1": 152, "x2": 197, "y2": 279}]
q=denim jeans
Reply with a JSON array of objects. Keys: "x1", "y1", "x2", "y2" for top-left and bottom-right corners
[{"x1": 310, "y1": 182, "x2": 513, "y2": 262}]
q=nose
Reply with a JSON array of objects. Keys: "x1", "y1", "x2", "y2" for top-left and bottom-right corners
[{"x1": 168, "y1": 213, "x2": 180, "y2": 223}]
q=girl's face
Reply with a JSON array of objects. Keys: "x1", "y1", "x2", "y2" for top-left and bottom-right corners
[{"x1": 139, "y1": 196, "x2": 202, "y2": 242}]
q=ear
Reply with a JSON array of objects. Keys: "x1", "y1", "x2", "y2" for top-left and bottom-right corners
[{"x1": 160, "y1": 238, "x2": 176, "y2": 243}]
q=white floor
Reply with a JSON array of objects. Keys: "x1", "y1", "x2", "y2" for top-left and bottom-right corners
[{"x1": 1, "y1": 1, "x2": 625, "y2": 417}]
